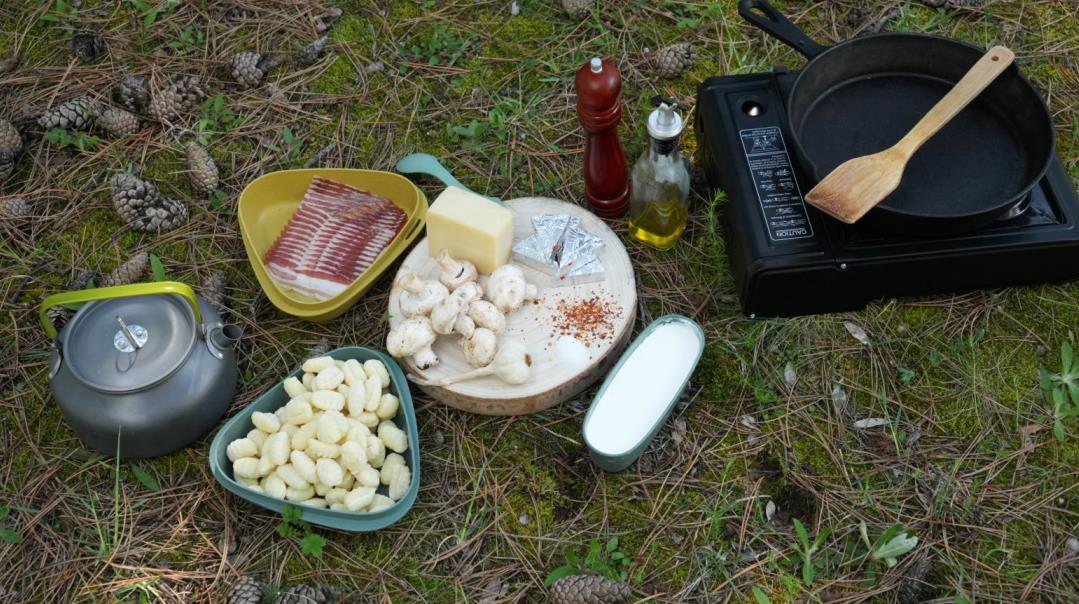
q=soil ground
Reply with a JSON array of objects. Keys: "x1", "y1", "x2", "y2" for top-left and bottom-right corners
[{"x1": 1, "y1": 1, "x2": 1077, "y2": 602}]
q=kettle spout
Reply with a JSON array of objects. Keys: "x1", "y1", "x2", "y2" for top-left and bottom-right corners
[{"x1": 209, "y1": 324, "x2": 243, "y2": 350}]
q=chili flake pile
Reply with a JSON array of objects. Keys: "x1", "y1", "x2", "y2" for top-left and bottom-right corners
[{"x1": 550, "y1": 295, "x2": 621, "y2": 348}]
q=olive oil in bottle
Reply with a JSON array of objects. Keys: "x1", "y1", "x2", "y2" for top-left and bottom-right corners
[{"x1": 627, "y1": 99, "x2": 690, "y2": 251}]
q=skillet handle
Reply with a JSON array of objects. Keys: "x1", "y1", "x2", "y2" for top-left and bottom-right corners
[{"x1": 739, "y1": 0, "x2": 828, "y2": 59}]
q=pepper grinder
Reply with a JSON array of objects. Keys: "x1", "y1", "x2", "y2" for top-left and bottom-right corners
[{"x1": 575, "y1": 57, "x2": 630, "y2": 218}]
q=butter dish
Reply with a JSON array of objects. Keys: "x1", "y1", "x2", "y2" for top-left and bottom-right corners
[{"x1": 582, "y1": 315, "x2": 705, "y2": 472}]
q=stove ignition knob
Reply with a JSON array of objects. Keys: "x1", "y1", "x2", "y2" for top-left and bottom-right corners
[{"x1": 839, "y1": 263, "x2": 848, "y2": 271}]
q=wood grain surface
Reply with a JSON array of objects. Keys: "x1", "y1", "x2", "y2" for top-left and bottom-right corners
[{"x1": 387, "y1": 197, "x2": 637, "y2": 415}]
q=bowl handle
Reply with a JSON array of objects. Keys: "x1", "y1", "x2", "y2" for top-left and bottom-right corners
[{"x1": 39, "y1": 281, "x2": 202, "y2": 339}]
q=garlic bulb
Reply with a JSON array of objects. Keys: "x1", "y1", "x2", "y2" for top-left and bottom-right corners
[{"x1": 413, "y1": 341, "x2": 532, "y2": 386}]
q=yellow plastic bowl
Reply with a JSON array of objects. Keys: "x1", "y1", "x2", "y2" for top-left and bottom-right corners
[{"x1": 238, "y1": 168, "x2": 427, "y2": 322}]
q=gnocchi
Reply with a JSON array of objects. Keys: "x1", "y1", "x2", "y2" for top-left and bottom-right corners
[
  {"x1": 228, "y1": 356, "x2": 413, "y2": 513},
  {"x1": 251, "y1": 411, "x2": 280, "y2": 433},
  {"x1": 227, "y1": 437, "x2": 258, "y2": 462}
]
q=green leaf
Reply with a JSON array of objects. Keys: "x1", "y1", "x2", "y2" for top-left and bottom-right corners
[
  {"x1": 543, "y1": 565, "x2": 576, "y2": 587},
  {"x1": 1063, "y1": 341, "x2": 1073, "y2": 374},
  {"x1": 858, "y1": 521, "x2": 872, "y2": 550},
  {"x1": 149, "y1": 253, "x2": 166, "y2": 281},
  {"x1": 872, "y1": 531, "x2": 918, "y2": 562},
  {"x1": 129, "y1": 0, "x2": 151, "y2": 11},
  {"x1": 1054, "y1": 419, "x2": 1066, "y2": 442},
  {"x1": 39, "y1": 13, "x2": 60, "y2": 23},
  {"x1": 802, "y1": 559, "x2": 815, "y2": 586},
  {"x1": 751, "y1": 586, "x2": 773, "y2": 604},
  {"x1": 299, "y1": 532, "x2": 325, "y2": 558},
  {"x1": 281, "y1": 504, "x2": 302, "y2": 523},
  {"x1": 812, "y1": 526, "x2": 832, "y2": 551},
  {"x1": 792, "y1": 518, "x2": 810, "y2": 550},
  {"x1": 0, "y1": 506, "x2": 9, "y2": 520},
  {"x1": 130, "y1": 465, "x2": 160, "y2": 491},
  {"x1": 276, "y1": 522, "x2": 299, "y2": 539},
  {"x1": 0, "y1": 528, "x2": 21, "y2": 544},
  {"x1": 955, "y1": 594, "x2": 973, "y2": 604},
  {"x1": 606, "y1": 537, "x2": 618, "y2": 553}
]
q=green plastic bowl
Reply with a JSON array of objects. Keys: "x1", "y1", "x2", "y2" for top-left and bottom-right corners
[{"x1": 209, "y1": 347, "x2": 420, "y2": 532}]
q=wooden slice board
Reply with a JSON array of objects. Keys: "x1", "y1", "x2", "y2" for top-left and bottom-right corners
[{"x1": 387, "y1": 197, "x2": 637, "y2": 415}]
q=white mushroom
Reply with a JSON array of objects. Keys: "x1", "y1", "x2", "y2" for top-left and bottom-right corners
[
  {"x1": 430, "y1": 294, "x2": 466, "y2": 336},
  {"x1": 396, "y1": 272, "x2": 448, "y2": 318},
  {"x1": 461, "y1": 327, "x2": 498, "y2": 367},
  {"x1": 467, "y1": 300, "x2": 506, "y2": 335},
  {"x1": 453, "y1": 314, "x2": 476, "y2": 339},
  {"x1": 450, "y1": 281, "x2": 483, "y2": 305},
  {"x1": 413, "y1": 341, "x2": 532, "y2": 387},
  {"x1": 486, "y1": 264, "x2": 538, "y2": 313},
  {"x1": 436, "y1": 249, "x2": 478, "y2": 291},
  {"x1": 386, "y1": 317, "x2": 439, "y2": 369}
]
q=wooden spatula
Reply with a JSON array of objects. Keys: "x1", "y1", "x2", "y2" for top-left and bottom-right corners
[{"x1": 805, "y1": 45, "x2": 1015, "y2": 224}]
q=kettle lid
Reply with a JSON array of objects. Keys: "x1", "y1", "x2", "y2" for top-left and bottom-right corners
[{"x1": 61, "y1": 293, "x2": 197, "y2": 393}]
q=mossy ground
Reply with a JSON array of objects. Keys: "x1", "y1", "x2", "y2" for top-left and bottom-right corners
[{"x1": 1, "y1": 1, "x2": 1078, "y2": 602}]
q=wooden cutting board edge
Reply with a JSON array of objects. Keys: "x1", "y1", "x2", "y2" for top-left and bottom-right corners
[{"x1": 388, "y1": 196, "x2": 638, "y2": 416}]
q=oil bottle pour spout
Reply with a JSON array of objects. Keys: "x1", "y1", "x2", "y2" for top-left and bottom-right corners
[{"x1": 647, "y1": 96, "x2": 684, "y2": 141}]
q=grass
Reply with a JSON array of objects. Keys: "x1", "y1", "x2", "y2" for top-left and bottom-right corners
[{"x1": 1, "y1": 0, "x2": 1078, "y2": 602}]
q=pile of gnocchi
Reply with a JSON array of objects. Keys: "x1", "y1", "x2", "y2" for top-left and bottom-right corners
[{"x1": 227, "y1": 355, "x2": 412, "y2": 513}]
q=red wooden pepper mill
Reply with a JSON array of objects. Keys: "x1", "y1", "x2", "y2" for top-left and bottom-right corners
[{"x1": 575, "y1": 57, "x2": 630, "y2": 218}]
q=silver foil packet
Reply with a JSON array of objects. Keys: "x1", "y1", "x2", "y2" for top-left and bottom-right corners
[{"x1": 513, "y1": 214, "x2": 605, "y2": 285}]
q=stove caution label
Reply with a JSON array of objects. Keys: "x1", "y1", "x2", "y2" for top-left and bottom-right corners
[{"x1": 738, "y1": 127, "x2": 814, "y2": 242}]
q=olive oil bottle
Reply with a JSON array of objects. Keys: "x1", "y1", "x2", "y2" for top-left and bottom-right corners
[{"x1": 627, "y1": 99, "x2": 690, "y2": 250}]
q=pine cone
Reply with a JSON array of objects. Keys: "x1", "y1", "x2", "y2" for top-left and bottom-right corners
[
  {"x1": 71, "y1": 29, "x2": 107, "y2": 63},
  {"x1": 560, "y1": 0, "x2": 592, "y2": 16},
  {"x1": 114, "y1": 74, "x2": 151, "y2": 114},
  {"x1": 293, "y1": 37, "x2": 329, "y2": 67},
  {"x1": 110, "y1": 172, "x2": 188, "y2": 232},
  {"x1": 48, "y1": 269, "x2": 94, "y2": 330},
  {"x1": 185, "y1": 142, "x2": 219, "y2": 195},
  {"x1": 200, "y1": 270, "x2": 228, "y2": 311},
  {"x1": 47, "y1": 305, "x2": 74, "y2": 332},
  {"x1": 0, "y1": 118, "x2": 23, "y2": 181},
  {"x1": 0, "y1": 196, "x2": 31, "y2": 218},
  {"x1": 227, "y1": 575, "x2": 265, "y2": 604},
  {"x1": 313, "y1": 8, "x2": 343, "y2": 33},
  {"x1": 549, "y1": 575, "x2": 630, "y2": 604},
  {"x1": 274, "y1": 584, "x2": 332, "y2": 604},
  {"x1": 99, "y1": 252, "x2": 148, "y2": 287},
  {"x1": 654, "y1": 43, "x2": 697, "y2": 79},
  {"x1": 229, "y1": 51, "x2": 265, "y2": 88},
  {"x1": 38, "y1": 97, "x2": 96, "y2": 131},
  {"x1": 148, "y1": 76, "x2": 207, "y2": 122},
  {"x1": 96, "y1": 106, "x2": 141, "y2": 137},
  {"x1": 69, "y1": 269, "x2": 93, "y2": 290}
]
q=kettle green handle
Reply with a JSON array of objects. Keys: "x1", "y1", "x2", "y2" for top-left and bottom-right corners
[{"x1": 40, "y1": 281, "x2": 202, "y2": 339}]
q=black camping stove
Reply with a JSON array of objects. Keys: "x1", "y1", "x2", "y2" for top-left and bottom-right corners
[{"x1": 695, "y1": 68, "x2": 1079, "y2": 317}]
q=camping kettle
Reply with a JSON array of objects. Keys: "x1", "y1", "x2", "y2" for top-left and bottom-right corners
[{"x1": 39, "y1": 281, "x2": 241, "y2": 459}]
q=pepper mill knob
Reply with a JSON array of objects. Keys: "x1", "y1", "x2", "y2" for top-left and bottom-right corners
[{"x1": 575, "y1": 57, "x2": 630, "y2": 218}]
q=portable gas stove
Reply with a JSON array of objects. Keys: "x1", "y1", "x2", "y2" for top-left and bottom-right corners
[{"x1": 695, "y1": 68, "x2": 1079, "y2": 317}]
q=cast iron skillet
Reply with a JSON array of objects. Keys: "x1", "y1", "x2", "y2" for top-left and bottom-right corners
[{"x1": 739, "y1": 0, "x2": 1055, "y2": 236}]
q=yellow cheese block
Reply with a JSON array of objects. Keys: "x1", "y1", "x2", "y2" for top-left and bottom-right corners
[{"x1": 425, "y1": 186, "x2": 513, "y2": 274}]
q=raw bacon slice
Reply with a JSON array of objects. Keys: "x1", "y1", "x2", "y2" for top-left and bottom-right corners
[{"x1": 264, "y1": 176, "x2": 407, "y2": 300}]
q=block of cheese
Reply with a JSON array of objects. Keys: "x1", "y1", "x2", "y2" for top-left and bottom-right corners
[{"x1": 425, "y1": 186, "x2": 513, "y2": 274}]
